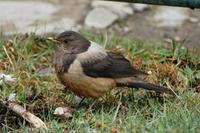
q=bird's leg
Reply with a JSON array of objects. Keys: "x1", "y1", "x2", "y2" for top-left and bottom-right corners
[{"x1": 73, "y1": 95, "x2": 85, "y2": 107}]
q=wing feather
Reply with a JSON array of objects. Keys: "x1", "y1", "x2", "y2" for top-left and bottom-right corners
[{"x1": 78, "y1": 42, "x2": 146, "y2": 78}]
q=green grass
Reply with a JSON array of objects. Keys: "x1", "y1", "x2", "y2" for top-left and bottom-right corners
[{"x1": 0, "y1": 32, "x2": 200, "y2": 133}]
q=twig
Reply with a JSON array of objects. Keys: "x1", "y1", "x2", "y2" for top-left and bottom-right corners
[{"x1": 0, "y1": 93, "x2": 47, "y2": 130}]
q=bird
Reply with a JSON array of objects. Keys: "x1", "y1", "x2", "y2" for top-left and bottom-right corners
[{"x1": 47, "y1": 31, "x2": 175, "y2": 99}]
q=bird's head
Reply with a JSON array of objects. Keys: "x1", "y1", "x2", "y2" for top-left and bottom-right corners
[{"x1": 47, "y1": 31, "x2": 90, "y2": 54}]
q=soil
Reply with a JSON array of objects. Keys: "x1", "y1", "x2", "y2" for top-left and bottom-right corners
[{"x1": 125, "y1": 7, "x2": 200, "y2": 52}]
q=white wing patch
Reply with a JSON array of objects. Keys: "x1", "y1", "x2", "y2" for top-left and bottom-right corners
[{"x1": 77, "y1": 41, "x2": 107, "y2": 64}]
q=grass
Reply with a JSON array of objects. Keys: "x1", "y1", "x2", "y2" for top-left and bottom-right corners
[{"x1": 0, "y1": 31, "x2": 200, "y2": 132}]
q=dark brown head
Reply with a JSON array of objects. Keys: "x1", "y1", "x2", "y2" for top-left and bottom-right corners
[{"x1": 48, "y1": 31, "x2": 90, "y2": 54}]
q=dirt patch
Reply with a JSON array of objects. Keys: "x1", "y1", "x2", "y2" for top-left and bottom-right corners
[{"x1": 125, "y1": 8, "x2": 200, "y2": 52}]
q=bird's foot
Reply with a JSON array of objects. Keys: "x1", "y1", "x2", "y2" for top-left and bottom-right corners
[{"x1": 72, "y1": 95, "x2": 85, "y2": 107}]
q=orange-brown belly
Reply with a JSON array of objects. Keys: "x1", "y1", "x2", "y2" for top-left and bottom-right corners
[
  {"x1": 58, "y1": 73, "x2": 116, "y2": 98},
  {"x1": 55, "y1": 59, "x2": 116, "y2": 98}
]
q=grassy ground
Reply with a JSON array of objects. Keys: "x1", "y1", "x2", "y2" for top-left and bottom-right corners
[{"x1": 0, "y1": 31, "x2": 200, "y2": 132}]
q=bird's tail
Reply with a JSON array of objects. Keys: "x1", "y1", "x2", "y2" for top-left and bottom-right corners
[{"x1": 117, "y1": 81, "x2": 176, "y2": 96}]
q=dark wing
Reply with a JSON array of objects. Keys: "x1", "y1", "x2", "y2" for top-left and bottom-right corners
[{"x1": 81, "y1": 52, "x2": 146, "y2": 78}]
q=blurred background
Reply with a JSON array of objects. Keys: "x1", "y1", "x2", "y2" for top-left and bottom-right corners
[{"x1": 1, "y1": 0, "x2": 200, "y2": 51}]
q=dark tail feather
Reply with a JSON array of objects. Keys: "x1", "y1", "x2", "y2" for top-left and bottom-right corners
[{"x1": 117, "y1": 81, "x2": 176, "y2": 96}]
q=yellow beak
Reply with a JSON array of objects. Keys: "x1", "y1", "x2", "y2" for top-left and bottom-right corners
[{"x1": 47, "y1": 37, "x2": 61, "y2": 44}]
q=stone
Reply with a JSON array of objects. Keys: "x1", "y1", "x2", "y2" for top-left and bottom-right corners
[
  {"x1": 91, "y1": 0, "x2": 133, "y2": 18},
  {"x1": 92, "y1": 0, "x2": 129, "y2": 7},
  {"x1": 54, "y1": 107, "x2": 73, "y2": 119},
  {"x1": 85, "y1": 7, "x2": 118, "y2": 29},
  {"x1": 23, "y1": 18, "x2": 76, "y2": 34},
  {"x1": 36, "y1": 67, "x2": 53, "y2": 76},
  {"x1": 174, "y1": 36, "x2": 181, "y2": 42},
  {"x1": 0, "y1": 73, "x2": 16, "y2": 85},
  {"x1": 132, "y1": 4, "x2": 149, "y2": 12},
  {"x1": 7, "y1": 93, "x2": 16, "y2": 101},
  {"x1": 121, "y1": 26, "x2": 131, "y2": 35},
  {"x1": 153, "y1": 7, "x2": 189, "y2": 27},
  {"x1": 188, "y1": 17, "x2": 199, "y2": 23},
  {"x1": 0, "y1": 1, "x2": 58, "y2": 33},
  {"x1": 5, "y1": 18, "x2": 77, "y2": 35}
]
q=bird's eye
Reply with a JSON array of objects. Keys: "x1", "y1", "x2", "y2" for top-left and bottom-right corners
[{"x1": 64, "y1": 40, "x2": 68, "y2": 43}]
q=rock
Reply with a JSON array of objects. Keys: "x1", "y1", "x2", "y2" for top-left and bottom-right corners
[
  {"x1": 188, "y1": 17, "x2": 199, "y2": 23},
  {"x1": 24, "y1": 18, "x2": 76, "y2": 34},
  {"x1": 0, "y1": 73, "x2": 16, "y2": 85},
  {"x1": 7, "y1": 93, "x2": 17, "y2": 102},
  {"x1": 153, "y1": 7, "x2": 189, "y2": 27},
  {"x1": 54, "y1": 107, "x2": 73, "y2": 119},
  {"x1": 92, "y1": 0, "x2": 129, "y2": 7},
  {"x1": 36, "y1": 67, "x2": 53, "y2": 76},
  {"x1": 174, "y1": 36, "x2": 181, "y2": 42},
  {"x1": 132, "y1": 4, "x2": 149, "y2": 12},
  {"x1": 121, "y1": 26, "x2": 131, "y2": 35},
  {"x1": 91, "y1": 0, "x2": 133, "y2": 18},
  {"x1": 0, "y1": 1, "x2": 58, "y2": 33},
  {"x1": 5, "y1": 18, "x2": 77, "y2": 35},
  {"x1": 85, "y1": 7, "x2": 118, "y2": 29}
]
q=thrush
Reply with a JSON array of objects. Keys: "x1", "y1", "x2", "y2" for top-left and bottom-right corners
[{"x1": 48, "y1": 31, "x2": 175, "y2": 99}]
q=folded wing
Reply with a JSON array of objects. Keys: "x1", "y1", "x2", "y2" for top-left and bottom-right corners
[{"x1": 78, "y1": 42, "x2": 146, "y2": 78}]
